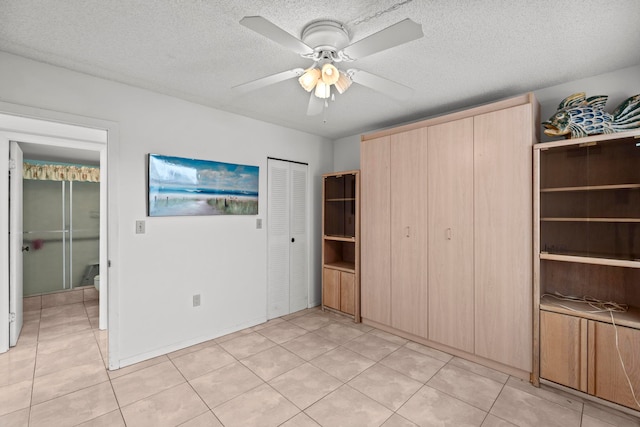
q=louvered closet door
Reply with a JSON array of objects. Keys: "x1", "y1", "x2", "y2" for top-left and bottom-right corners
[
  {"x1": 289, "y1": 162, "x2": 308, "y2": 313},
  {"x1": 267, "y1": 159, "x2": 308, "y2": 319}
]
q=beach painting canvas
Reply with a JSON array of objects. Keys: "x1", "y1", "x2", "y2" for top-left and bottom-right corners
[{"x1": 148, "y1": 154, "x2": 259, "y2": 216}]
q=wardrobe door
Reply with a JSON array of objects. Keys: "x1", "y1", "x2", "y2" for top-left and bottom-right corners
[
  {"x1": 474, "y1": 104, "x2": 533, "y2": 371},
  {"x1": 390, "y1": 128, "x2": 429, "y2": 337},
  {"x1": 360, "y1": 136, "x2": 391, "y2": 325},
  {"x1": 427, "y1": 118, "x2": 474, "y2": 352}
]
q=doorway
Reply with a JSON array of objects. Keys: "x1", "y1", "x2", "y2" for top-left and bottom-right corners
[
  {"x1": 0, "y1": 109, "x2": 115, "y2": 368},
  {"x1": 266, "y1": 158, "x2": 309, "y2": 319}
]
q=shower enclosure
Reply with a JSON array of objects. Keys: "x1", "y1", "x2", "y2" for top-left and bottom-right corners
[{"x1": 22, "y1": 162, "x2": 100, "y2": 296}]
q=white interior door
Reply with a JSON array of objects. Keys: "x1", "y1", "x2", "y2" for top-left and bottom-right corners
[
  {"x1": 267, "y1": 159, "x2": 308, "y2": 319},
  {"x1": 289, "y1": 162, "x2": 308, "y2": 313},
  {"x1": 267, "y1": 159, "x2": 290, "y2": 319},
  {"x1": 9, "y1": 141, "x2": 24, "y2": 347}
]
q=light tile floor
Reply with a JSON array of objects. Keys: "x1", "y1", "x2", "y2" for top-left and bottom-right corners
[{"x1": 2, "y1": 301, "x2": 640, "y2": 426}]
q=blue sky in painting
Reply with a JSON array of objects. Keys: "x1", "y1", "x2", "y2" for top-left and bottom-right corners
[{"x1": 149, "y1": 154, "x2": 258, "y2": 192}]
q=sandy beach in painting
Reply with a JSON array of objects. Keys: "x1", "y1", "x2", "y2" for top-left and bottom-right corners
[{"x1": 149, "y1": 189, "x2": 258, "y2": 216}]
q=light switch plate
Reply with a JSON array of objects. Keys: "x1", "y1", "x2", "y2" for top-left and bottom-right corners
[
  {"x1": 256, "y1": 218, "x2": 262, "y2": 229},
  {"x1": 135, "y1": 220, "x2": 145, "y2": 234}
]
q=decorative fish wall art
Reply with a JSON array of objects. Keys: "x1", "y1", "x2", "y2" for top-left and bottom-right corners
[{"x1": 542, "y1": 92, "x2": 640, "y2": 139}]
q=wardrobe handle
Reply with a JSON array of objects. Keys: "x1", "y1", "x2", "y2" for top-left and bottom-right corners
[
  {"x1": 446, "y1": 228, "x2": 453, "y2": 240},
  {"x1": 405, "y1": 226, "x2": 410, "y2": 237}
]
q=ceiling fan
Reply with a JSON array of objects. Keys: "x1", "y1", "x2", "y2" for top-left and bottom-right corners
[{"x1": 234, "y1": 16, "x2": 424, "y2": 116}]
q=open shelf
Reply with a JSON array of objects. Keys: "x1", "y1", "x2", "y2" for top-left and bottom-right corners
[
  {"x1": 540, "y1": 252, "x2": 640, "y2": 267},
  {"x1": 540, "y1": 294, "x2": 640, "y2": 330},
  {"x1": 324, "y1": 235, "x2": 356, "y2": 242},
  {"x1": 541, "y1": 183, "x2": 640, "y2": 193},
  {"x1": 541, "y1": 217, "x2": 640, "y2": 223},
  {"x1": 324, "y1": 260, "x2": 355, "y2": 273}
]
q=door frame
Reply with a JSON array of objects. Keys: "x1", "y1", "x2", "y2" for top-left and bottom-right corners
[{"x1": 0, "y1": 101, "x2": 120, "y2": 369}]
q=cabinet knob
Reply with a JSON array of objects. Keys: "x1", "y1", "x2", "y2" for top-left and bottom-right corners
[{"x1": 291, "y1": 238, "x2": 295, "y2": 243}]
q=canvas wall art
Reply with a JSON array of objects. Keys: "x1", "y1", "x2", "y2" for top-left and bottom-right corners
[{"x1": 148, "y1": 154, "x2": 259, "y2": 216}]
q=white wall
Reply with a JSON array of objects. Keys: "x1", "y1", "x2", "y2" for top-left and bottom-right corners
[
  {"x1": 333, "y1": 64, "x2": 640, "y2": 167},
  {"x1": 0, "y1": 52, "x2": 333, "y2": 366}
]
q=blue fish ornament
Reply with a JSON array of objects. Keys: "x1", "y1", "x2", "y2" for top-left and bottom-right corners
[{"x1": 543, "y1": 92, "x2": 640, "y2": 138}]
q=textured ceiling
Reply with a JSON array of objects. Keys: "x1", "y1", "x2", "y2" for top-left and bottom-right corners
[{"x1": 1, "y1": 0, "x2": 639, "y2": 139}]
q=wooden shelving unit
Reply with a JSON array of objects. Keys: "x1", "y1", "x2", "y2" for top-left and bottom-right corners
[
  {"x1": 533, "y1": 129, "x2": 640, "y2": 411},
  {"x1": 322, "y1": 170, "x2": 360, "y2": 321}
]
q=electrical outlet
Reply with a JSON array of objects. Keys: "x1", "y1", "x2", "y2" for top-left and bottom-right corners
[
  {"x1": 135, "y1": 220, "x2": 145, "y2": 234},
  {"x1": 193, "y1": 294, "x2": 201, "y2": 307}
]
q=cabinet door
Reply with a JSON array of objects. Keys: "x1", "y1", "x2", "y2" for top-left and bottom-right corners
[
  {"x1": 589, "y1": 320, "x2": 640, "y2": 409},
  {"x1": 427, "y1": 118, "x2": 474, "y2": 352},
  {"x1": 474, "y1": 103, "x2": 533, "y2": 371},
  {"x1": 340, "y1": 272, "x2": 355, "y2": 315},
  {"x1": 390, "y1": 128, "x2": 429, "y2": 337},
  {"x1": 540, "y1": 311, "x2": 587, "y2": 392},
  {"x1": 322, "y1": 268, "x2": 340, "y2": 310},
  {"x1": 361, "y1": 136, "x2": 391, "y2": 324}
]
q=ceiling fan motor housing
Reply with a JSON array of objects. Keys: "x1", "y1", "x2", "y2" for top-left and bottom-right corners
[{"x1": 301, "y1": 20, "x2": 350, "y2": 55}]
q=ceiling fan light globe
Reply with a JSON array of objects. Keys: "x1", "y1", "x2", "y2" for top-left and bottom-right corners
[
  {"x1": 321, "y1": 63, "x2": 340, "y2": 85},
  {"x1": 314, "y1": 81, "x2": 331, "y2": 99},
  {"x1": 298, "y1": 68, "x2": 320, "y2": 92},
  {"x1": 335, "y1": 71, "x2": 352, "y2": 94}
]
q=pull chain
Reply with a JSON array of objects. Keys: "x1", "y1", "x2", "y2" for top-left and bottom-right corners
[{"x1": 348, "y1": 0, "x2": 414, "y2": 26}]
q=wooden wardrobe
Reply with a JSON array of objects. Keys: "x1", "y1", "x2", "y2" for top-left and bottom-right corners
[{"x1": 360, "y1": 93, "x2": 540, "y2": 378}]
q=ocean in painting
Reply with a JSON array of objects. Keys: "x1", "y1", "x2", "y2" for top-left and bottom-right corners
[{"x1": 148, "y1": 154, "x2": 259, "y2": 216}]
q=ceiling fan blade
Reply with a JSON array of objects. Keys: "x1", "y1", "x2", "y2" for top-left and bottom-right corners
[
  {"x1": 240, "y1": 16, "x2": 314, "y2": 55},
  {"x1": 342, "y1": 19, "x2": 423, "y2": 60},
  {"x1": 307, "y1": 93, "x2": 324, "y2": 116},
  {"x1": 233, "y1": 68, "x2": 304, "y2": 94},
  {"x1": 349, "y1": 69, "x2": 413, "y2": 100}
]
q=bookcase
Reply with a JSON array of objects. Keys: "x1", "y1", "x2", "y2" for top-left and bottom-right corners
[
  {"x1": 322, "y1": 170, "x2": 360, "y2": 320},
  {"x1": 534, "y1": 129, "x2": 640, "y2": 411}
]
